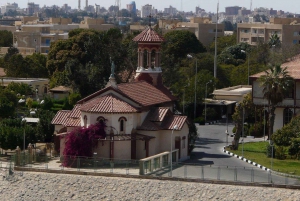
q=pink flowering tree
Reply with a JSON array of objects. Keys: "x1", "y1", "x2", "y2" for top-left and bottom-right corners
[{"x1": 62, "y1": 121, "x2": 106, "y2": 167}]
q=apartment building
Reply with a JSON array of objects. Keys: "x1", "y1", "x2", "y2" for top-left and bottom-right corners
[
  {"x1": 9, "y1": 17, "x2": 114, "y2": 55},
  {"x1": 158, "y1": 17, "x2": 224, "y2": 47},
  {"x1": 237, "y1": 18, "x2": 300, "y2": 46},
  {"x1": 141, "y1": 4, "x2": 153, "y2": 18},
  {"x1": 1, "y1": 3, "x2": 18, "y2": 14},
  {"x1": 13, "y1": 24, "x2": 68, "y2": 54}
]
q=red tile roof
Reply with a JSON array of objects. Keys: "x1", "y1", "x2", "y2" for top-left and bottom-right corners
[
  {"x1": 133, "y1": 27, "x2": 164, "y2": 42},
  {"x1": 63, "y1": 117, "x2": 81, "y2": 127},
  {"x1": 138, "y1": 107, "x2": 187, "y2": 131},
  {"x1": 251, "y1": 54, "x2": 300, "y2": 80},
  {"x1": 148, "y1": 107, "x2": 170, "y2": 122},
  {"x1": 80, "y1": 94, "x2": 138, "y2": 113},
  {"x1": 117, "y1": 81, "x2": 176, "y2": 107},
  {"x1": 162, "y1": 115, "x2": 188, "y2": 130},
  {"x1": 51, "y1": 110, "x2": 70, "y2": 125},
  {"x1": 69, "y1": 104, "x2": 81, "y2": 118}
]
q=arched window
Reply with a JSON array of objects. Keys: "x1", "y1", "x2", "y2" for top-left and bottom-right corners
[
  {"x1": 97, "y1": 116, "x2": 105, "y2": 124},
  {"x1": 118, "y1": 117, "x2": 127, "y2": 133},
  {"x1": 83, "y1": 115, "x2": 87, "y2": 128},
  {"x1": 283, "y1": 108, "x2": 293, "y2": 125}
]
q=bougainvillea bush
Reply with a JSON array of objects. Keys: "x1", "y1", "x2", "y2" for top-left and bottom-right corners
[{"x1": 62, "y1": 121, "x2": 106, "y2": 167}]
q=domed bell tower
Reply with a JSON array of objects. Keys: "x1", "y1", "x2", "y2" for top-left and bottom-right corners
[{"x1": 132, "y1": 27, "x2": 164, "y2": 87}]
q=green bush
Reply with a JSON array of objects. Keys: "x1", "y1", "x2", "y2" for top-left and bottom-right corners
[
  {"x1": 232, "y1": 126, "x2": 236, "y2": 134},
  {"x1": 288, "y1": 138, "x2": 300, "y2": 159},
  {"x1": 266, "y1": 144, "x2": 275, "y2": 158},
  {"x1": 194, "y1": 116, "x2": 205, "y2": 125},
  {"x1": 53, "y1": 103, "x2": 63, "y2": 108},
  {"x1": 248, "y1": 123, "x2": 264, "y2": 137},
  {"x1": 275, "y1": 146, "x2": 286, "y2": 160},
  {"x1": 272, "y1": 116, "x2": 300, "y2": 146}
]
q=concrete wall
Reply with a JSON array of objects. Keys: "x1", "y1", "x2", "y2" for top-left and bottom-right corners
[{"x1": 274, "y1": 108, "x2": 284, "y2": 132}]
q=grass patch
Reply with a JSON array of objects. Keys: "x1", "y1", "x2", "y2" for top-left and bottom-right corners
[{"x1": 226, "y1": 142, "x2": 300, "y2": 176}]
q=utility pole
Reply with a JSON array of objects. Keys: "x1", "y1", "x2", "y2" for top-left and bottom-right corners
[{"x1": 213, "y1": 0, "x2": 219, "y2": 79}]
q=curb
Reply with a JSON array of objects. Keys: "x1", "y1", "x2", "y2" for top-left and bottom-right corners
[{"x1": 222, "y1": 146, "x2": 300, "y2": 178}]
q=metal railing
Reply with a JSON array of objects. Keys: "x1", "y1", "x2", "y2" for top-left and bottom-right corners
[{"x1": 11, "y1": 154, "x2": 300, "y2": 186}]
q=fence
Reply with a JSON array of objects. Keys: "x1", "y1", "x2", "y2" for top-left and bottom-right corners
[
  {"x1": 139, "y1": 149, "x2": 178, "y2": 175},
  {"x1": 11, "y1": 154, "x2": 300, "y2": 186},
  {"x1": 15, "y1": 154, "x2": 140, "y2": 175},
  {"x1": 152, "y1": 163, "x2": 300, "y2": 186}
]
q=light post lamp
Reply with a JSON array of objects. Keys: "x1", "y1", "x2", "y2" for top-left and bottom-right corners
[
  {"x1": 187, "y1": 54, "x2": 197, "y2": 119},
  {"x1": 242, "y1": 108, "x2": 246, "y2": 158},
  {"x1": 170, "y1": 124, "x2": 179, "y2": 177},
  {"x1": 241, "y1": 50, "x2": 250, "y2": 85},
  {"x1": 22, "y1": 118, "x2": 26, "y2": 165},
  {"x1": 270, "y1": 140, "x2": 274, "y2": 171},
  {"x1": 205, "y1": 80, "x2": 212, "y2": 123},
  {"x1": 263, "y1": 103, "x2": 266, "y2": 141},
  {"x1": 225, "y1": 107, "x2": 229, "y2": 145}
]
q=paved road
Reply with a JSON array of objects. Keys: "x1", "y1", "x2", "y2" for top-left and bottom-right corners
[{"x1": 158, "y1": 123, "x2": 300, "y2": 185}]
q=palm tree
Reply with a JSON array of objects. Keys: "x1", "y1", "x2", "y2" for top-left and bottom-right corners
[
  {"x1": 268, "y1": 33, "x2": 281, "y2": 48},
  {"x1": 259, "y1": 64, "x2": 294, "y2": 139}
]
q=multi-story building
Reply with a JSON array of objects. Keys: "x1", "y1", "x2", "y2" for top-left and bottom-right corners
[
  {"x1": 164, "y1": 6, "x2": 177, "y2": 15},
  {"x1": 10, "y1": 17, "x2": 114, "y2": 55},
  {"x1": 157, "y1": 17, "x2": 224, "y2": 47},
  {"x1": 141, "y1": 4, "x2": 152, "y2": 18},
  {"x1": 237, "y1": 18, "x2": 300, "y2": 46},
  {"x1": 27, "y1": 2, "x2": 39, "y2": 16},
  {"x1": 1, "y1": 3, "x2": 18, "y2": 14},
  {"x1": 250, "y1": 55, "x2": 300, "y2": 132},
  {"x1": 225, "y1": 6, "x2": 241, "y2": 15},
  {"x1": 13, "y1": 24, "x2": 68, "y2": 54},
  {"x1": 126, "y1": 1, "x2": 136, "y2": 14}
]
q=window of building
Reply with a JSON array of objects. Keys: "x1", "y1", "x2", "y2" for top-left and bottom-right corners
[
  {"x1": 84, "y1": 115, "x2": 87, "y2": 128},
  {"x1": 283, "y1": 108, "x2": 293, "y2": 125},
  {"x1": 97, "y1": 116, "x2": 105, "y2": 124},
  {"x1": 294, "y1": 31, "x2": 299, "y2": 36},
  {"x1": 285, "y1": 84, "x2": 294, "y2": 99},
  {"x1": 118, "y1": 117, "x2": 127, "y2": 133},
  {"x1": 293, "y1": 40, "x2": 298, "y2": 44}
]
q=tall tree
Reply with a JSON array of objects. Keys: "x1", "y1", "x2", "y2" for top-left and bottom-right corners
[
  {"x1": 268, "y1": 33, "x2": 281, "y2": 48},
  {"x1": 0, "y1": 30, "x2": 13, "y2": 47},
  {"x1": 161, "y1": 30, "x2": 206, "y2": 87},
  {"x1": 259, "y1": 65, "x2": 294, "y2": 138},
  {"x1": 232, "y1": 93, "x2": 254, "y2": 150},
  {"x1": 47, "y1": 28, "x2": 127, "y2": 97}
]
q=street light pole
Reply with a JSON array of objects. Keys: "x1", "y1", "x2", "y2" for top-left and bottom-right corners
[
  {"x1": 205, "y1": 80, "x2": 212, "y2": 123},
  {"x1": 170, "y1": 124, "x2": 178, "y2": 177},
  {"x1": 187, "y1": 54, "x2": 197, "y2": 119},
  {"x1": 264, "y1": 102, "x2": 266, "y2": 141},
  {"x1": 242, "y1": 108, "x2": 245, "y2": 158},
  {"x1": 194, "y1": 59, "x2": 197, "y2": 119}
]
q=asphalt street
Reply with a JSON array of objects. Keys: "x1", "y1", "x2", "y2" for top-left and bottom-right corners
[{"x1": 159, "y1": 123, "x2": 300, "y2": 185}]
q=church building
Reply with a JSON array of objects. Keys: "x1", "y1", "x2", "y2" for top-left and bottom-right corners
[{"x1": 51, "y1": 27, "x2": 190, "y2": 161}]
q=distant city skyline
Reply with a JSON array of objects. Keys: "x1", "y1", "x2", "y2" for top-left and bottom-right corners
[{"x1": 3, "y1": 0, "x2": 300, "y2": 14}]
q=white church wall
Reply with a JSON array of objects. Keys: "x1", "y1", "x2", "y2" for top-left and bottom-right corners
[
  {"x1": 114, "y1": 141, "x2": 131, "y2": 159},
  {"x1": 95, "y1": 141, "x2": 110, "y2": 158},
  {"x1": 274, "y1": 108, "x2": 284, "y2": 132}
]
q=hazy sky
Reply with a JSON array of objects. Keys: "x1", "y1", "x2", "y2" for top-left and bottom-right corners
[{"x1": 7, "y1": 0, "x2": 300, "y2": 13}]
